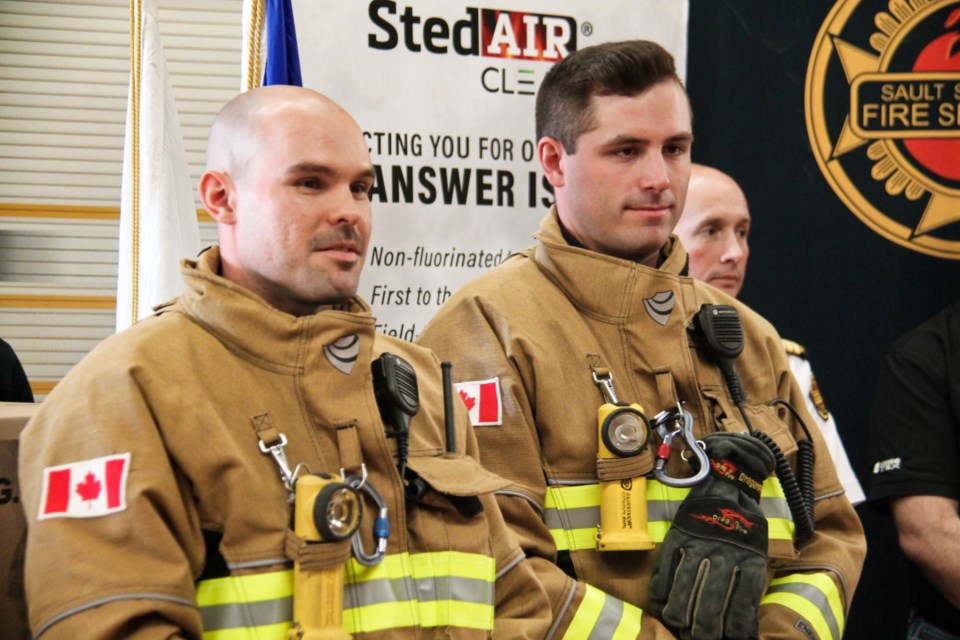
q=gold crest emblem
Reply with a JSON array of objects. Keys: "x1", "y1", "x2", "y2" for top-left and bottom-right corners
[{"x1": 806, "y1": 0, "x2": 960, "y2": 259}]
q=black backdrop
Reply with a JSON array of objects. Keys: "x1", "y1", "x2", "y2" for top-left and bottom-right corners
[{"x1": 686, "y1": 2, "x2": 960, "y2": 638}]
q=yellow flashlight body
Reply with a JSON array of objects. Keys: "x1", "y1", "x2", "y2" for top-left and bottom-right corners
[
  {"x1": 596, "y1": 403, "x2": 655, "y2": 551},
  {"x1": 288, "y1": 474, "x2": 361, "y2": 640}
]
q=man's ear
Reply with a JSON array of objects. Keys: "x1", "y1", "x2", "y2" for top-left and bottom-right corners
[
  {"x1": 538, "y1": 137, "x2": 566, "y2": 188},
  {"x1": 199, "y1": 170, "x2": 235, "y2": 224}
]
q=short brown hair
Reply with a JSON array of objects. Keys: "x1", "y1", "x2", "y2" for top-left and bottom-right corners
[{"x1": 535, "y1": 40, "x2": 683, "y2": 152}]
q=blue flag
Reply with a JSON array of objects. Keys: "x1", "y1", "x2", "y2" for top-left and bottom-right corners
[{"x1": 263, "y1": 0, "x2": 302, "y2": 86}]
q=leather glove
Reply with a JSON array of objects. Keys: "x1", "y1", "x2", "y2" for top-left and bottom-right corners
[{"x1": 648, "y1": 432, "x2": 775, "y2": 640}]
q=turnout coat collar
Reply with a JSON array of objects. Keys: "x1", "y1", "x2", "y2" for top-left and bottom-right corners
[
  {"x1": 174, "y1": 246, "x2": 376, "y2": 368},
  {"x1": 531, "y1": 206, "x2": 689, "y2": 322}
]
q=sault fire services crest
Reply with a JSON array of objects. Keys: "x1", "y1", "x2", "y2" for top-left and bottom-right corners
[{"x1": 806, "y1": 0, "x2": 960, "y2": 259}]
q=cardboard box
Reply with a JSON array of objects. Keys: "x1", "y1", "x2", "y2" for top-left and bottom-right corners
[{"x1": 1, "y1": 402, "x2": 38, "y2": 640}]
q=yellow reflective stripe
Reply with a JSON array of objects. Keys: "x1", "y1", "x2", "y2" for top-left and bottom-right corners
[
  {"x1": 562, "y1": 583, "x2": 606, "y2": 639},
  {"x1": 417, "y1": 600, "x2": 493, "y2": 630},
  {"x1": 767, "y1": 516, "x2": 794, "y2": 540},
  {"x1": 612, "y1": 602, "x2": 643, "y2": 640},
  {"x1": 561, "y1": 584, "x2": 642, "y2": 640},
  {"x1": 546, "y1": 483, "x2": 601, "y2": 509},
  {"x1": 344, "y1": 597, "x2": 493, "y2": 633},
  {"x1": 762, "y1": 478, "x2": 786, "y2": 499},
  {"x1": 547, "y1": 477, "x2": 794, "y2": 551},
  {"x1": 409, "y1": 550, "x2": 493, "y2": 581},
  {"x1": 197, "y1": 570, "x2": 293, "y2": 640},
  {"x1": 346, "y1": 600, "x2": 493, "y2": 633},
  {"x1": 344, "y1": 601, "x2": 416, "y2": 634},
  {"x1": 202, "y1": 621, "x2": 290, "y2": 640},
  {"x1": 761, "y1": 573, "x2": 844, "y2": 640},
  {"x1": 645, "y1": 480, "x2": 689, "y2": 503},
  {"x1": 343, "y1": 551, "x2": 495, "y2": 634},
  {"x1": 550, "y1": 527, "x2": 600, "y2": 551},
  {"x1": 196, "y1": 570, "x2": 293, "y2": 606},
  {"x1": 647, "y1": 520, "x2": 670, "y2": 541},
  {"x1": 346, "y1": 551, "x2": 495, "y2": 584}
]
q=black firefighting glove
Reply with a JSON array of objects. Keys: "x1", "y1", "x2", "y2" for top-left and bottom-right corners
[{"x1": 648, "y1": 432, "x2": 776, "y2": 640}]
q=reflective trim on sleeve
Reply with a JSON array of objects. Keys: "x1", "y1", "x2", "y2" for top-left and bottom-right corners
[
  {"x1": 545, "y1": 483, "x2": 602, "y2": 551},
  {"x1": 758, "y1": 478, "x2": 795, "y2": 541},
  {"x1": 197, "y1": 569, "x2": 293, "y2": 639},
  {"x1": 761, "y1": 573, "x2": 844, "y2": 640},
  {"x1": 343, "y1": 551, "x2": 495, "y2": 634},
  {"x1": 560, "y1": 583, "x2": 642, "y2": 640},
  {"x1": 546, "y1": 477, "x2": 794, "y2": 551}
]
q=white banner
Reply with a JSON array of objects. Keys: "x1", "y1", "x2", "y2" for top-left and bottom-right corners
[{"x1": 294, "y1": 0, "x2": 688, "y2": 338}]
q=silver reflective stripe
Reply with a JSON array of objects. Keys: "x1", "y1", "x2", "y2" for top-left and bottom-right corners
[
  {"x1": 646, "y1": 499, "x2": 679, "y2": 523},
  {"x1": 588, "y1": 594, "x2": 625, "y2": 640},
  {"x1": 767, "y1": 580, "x2": 841, "y2": 640},
  {"x1": 760, "y1": 495, "x2": 791, "y2": 520},
  {"x1": 344, "y1": 574, "x2": 492, "y2": 609},
  {"x1": 414, "y1": 574, "x2": 493, "y2": 605},
  {"x1": 544, "y1": 503, "x2": 599, "y2": 531},
  {"x1": 344, "y1": 574, "x2": 411, "y2": 609},
  {"x1": 199, "y1": 597, "x2": 292, "y2": 632}
]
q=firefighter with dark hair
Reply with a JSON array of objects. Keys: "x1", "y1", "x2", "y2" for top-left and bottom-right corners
[{"x1": 420, "y1": 39, "x2": 866, "y2": 639}]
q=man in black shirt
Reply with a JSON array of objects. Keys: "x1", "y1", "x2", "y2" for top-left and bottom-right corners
[{"x1": 868, "y1": 303, "x2": 960, "y2": 639}]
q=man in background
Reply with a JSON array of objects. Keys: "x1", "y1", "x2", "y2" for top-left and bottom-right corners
[
  {"x1": 675, "y1": 163, "x2": 865, "y2": 505},
  {"x1": 868, "y1": 303, "x2": 960, "y2": 639}
]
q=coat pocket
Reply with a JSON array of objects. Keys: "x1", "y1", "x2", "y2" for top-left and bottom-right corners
[{"x1": 403, "y1": 453, "x2": 509, "y2": 555}]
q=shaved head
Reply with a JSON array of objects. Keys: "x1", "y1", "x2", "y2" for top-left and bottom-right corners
[
  {"x1": 205, "y1": 85, "x2": 359, "y2": 180},
  {"x1": 198, "y1": 86, "x2": 375, "y2": 315},
  {"x1": 675, "y1": 164, "x2": 751, "y2": 296}
]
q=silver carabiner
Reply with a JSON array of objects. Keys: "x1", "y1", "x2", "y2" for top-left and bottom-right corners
[{"x1": 651, "y1": 408, "x2": 710, "y2": 487}]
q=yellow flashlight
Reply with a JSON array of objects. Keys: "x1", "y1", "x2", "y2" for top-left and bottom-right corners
[
  {"x1": 288, "y1": 474, "x2": 362, "y2": 640},
  {"x1": 596, "y1": 403, "x2": 655, "y2": 551}
]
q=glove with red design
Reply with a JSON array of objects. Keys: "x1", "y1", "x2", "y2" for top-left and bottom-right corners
[{"x1": 648, "y1": 432, "x2": 776, "y2": 640}]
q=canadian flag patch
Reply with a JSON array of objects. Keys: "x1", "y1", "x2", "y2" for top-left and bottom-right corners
[
  {"x1": 38, "y1": 453, "x2": 131, "y2": 520},
  {"x1": 454, "y1": 378, "x2": 502, "y2": 426}
]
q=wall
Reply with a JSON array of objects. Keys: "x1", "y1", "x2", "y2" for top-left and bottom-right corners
[{"x1": 0, "y1": 0, "x2": 230, "y2": 398}]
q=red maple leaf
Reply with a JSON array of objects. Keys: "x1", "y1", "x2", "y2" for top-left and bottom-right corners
[
  {"x1": 76, "y1": 472, "x2": 101, "y2": 503},
  {"x1": 458, "y1": 389, "x2": 477, "y2": 411}
]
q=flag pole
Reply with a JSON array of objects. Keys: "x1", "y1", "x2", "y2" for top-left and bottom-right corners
[{"x1": 128, "y1": 0, "x2": 142, "y2": 328}]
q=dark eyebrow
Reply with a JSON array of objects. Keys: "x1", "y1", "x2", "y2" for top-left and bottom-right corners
[
  {"x1": 667, "y1": 132, "x2": 694, "y2": 145},
  {"x1": 285, "y1": 162, "x2": 335, "y2": 176},
  {"x1": 285, "y1": 162, "x2": 376, "y2": 182},
  {"x1": 603, "y1": 132, "x2": 694, "y2": 147}
]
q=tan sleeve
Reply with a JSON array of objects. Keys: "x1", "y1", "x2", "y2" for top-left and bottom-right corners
[
  {"x1": 757, "y1": 332, "x2": 867, "y2": 638},
  {"x1": 18, "y1": 354, "x2": 204, "y2": 638}
]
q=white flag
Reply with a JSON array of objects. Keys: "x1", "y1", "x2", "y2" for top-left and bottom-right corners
[{"x1": 117, "y1": 0, "x2": 201, "y2": 332}]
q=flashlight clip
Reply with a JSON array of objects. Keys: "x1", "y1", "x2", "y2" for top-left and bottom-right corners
[
  {"x1": 592, "y1": 370, "x2": 621, "y2": 405},
  {"x1": 258, "y1": 431, "x2": 297, "y2": 497}
]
